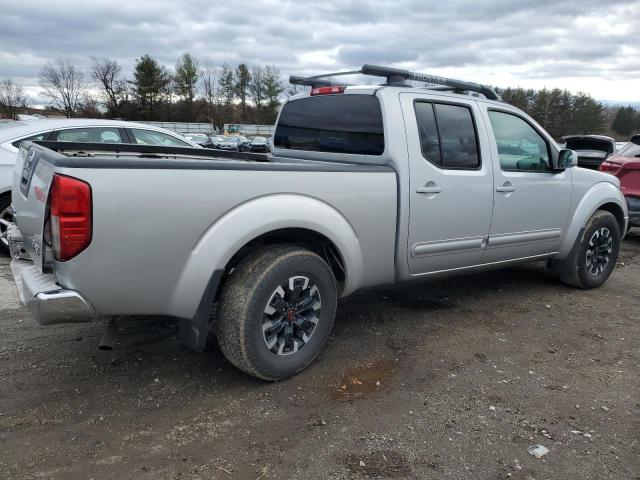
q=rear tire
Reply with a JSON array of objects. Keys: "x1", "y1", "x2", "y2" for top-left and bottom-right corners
[
  {"x1": 216, "y1": 245, "x2": 337, "y2": 381},
  {"x1": 0, "y1": 195, "x2": 12, "y2": 254},
  {"x1": 550, "y1": 210, "x2": 620, "y2": 289}
]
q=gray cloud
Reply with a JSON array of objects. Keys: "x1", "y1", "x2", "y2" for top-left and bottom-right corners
[{"x1": 0, "y1": 0, "x2": 639, "y2": 101}]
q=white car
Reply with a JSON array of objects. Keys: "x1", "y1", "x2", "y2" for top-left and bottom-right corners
[{"x1": 0, "y1": 119, "x2": 201, "y2": 251}]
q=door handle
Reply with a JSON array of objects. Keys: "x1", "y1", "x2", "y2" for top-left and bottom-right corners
[
  {"x1": 496, "y1": 182, "x2": 516, "y2": 193},
  {"x1": 416, "y1": 185, "x2": 442, "y2": 194}
]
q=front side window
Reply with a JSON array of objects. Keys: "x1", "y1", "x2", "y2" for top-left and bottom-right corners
[
  {"x1": 415, "y1": 102, "x2": 480, "y2": 169},
  {"x1": 11, "y1": 132, "x2": 50, "y2": 148},
  {"x1": 488, "y1": 111, "x2": 551, "y2": 171},
  {"x1": 130, "y1": 128, "x2": 191, "y2": 147},
  {"x1": 274, "y1": 94, "x2": 384, "y2": 155},
  {"x1": 55, "y1": 127, "x2": 124, "y2": 143}
]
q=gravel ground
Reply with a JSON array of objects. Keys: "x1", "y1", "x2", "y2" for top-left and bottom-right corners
[{"x1": 1, "y1": 233, "x2": 639, "y2": 480}]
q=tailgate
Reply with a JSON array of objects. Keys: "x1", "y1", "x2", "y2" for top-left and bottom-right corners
[{"x1": 11, "y1": 143, "x2": 57, "y2": 270}]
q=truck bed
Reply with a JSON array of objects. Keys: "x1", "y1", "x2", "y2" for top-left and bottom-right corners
[{"x1": 12, "y1": 141, "x2": 398, "y2": 322}]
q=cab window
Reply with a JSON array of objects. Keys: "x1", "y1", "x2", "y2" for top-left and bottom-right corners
[
  {"x1": 130, "y1": 128, "x2": 191, "y2": 147},
  {"x1": 488, "y1": 111, "x2": 551, "y2": 171},
  {"x1": 415, "y1": 102, "x2": 480, "y2": 169}
]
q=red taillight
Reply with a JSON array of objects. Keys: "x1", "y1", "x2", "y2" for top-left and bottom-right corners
[
  {"x1": 310, "y1": 86, "x2": 346, "y2": 96},
  {"x1": 599, "y1": 161, "x2": 621, "y2": 175},
  {"x1": 49, "y1": 174, "x2": 92, "y2": 261}
]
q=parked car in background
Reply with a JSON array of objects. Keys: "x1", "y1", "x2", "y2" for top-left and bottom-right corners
[
  {"x1": 562, "y1": 135, "x2": 616, "y2": 170},
  {"x1": 184, "y1": 133, "x2": 213, "y2": 148},
  {"x1": 236, "y1": 136, "x2": 252, "y2": 152},
  {"x1": 250, "y1": 136, "x2": 269, "y2": 152},
  {"x1": 0, "y1": 119, "x2": 200, "y2": 252},
  {"x1": 600, "y1": 134, "x2": 640, "y2": 229},
  {"x1": 213, "y1": 136, "x2": 240, "y2": 151}
]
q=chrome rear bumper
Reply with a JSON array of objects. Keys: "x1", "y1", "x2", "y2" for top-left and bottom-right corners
[{"x1": 10, "y1": 260, "x2": 95, "y2": 325}]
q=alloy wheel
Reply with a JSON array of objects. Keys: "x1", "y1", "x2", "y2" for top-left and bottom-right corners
[
  {"x1": 586, "y1": 227, "x2": 613, "y2": 276},
  {"x1": 262, "y1": 276, "x2": 321, "y2": 356}
]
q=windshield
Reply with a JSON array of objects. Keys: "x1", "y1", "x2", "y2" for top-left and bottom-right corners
[{"x1": 253, "y1": 136, "x2": 266, "y2": 141}]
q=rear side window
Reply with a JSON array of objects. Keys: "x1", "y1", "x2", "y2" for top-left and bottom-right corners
[
  {"x1": 274, "y1": 95, "x2": 384, "y2": 155},
  {"x1": 415, "y1": 102, "x2": 480, "y2": 169}
]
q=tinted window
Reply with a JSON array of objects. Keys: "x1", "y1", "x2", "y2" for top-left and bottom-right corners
[
  {"x1": 414, "y1": 103, "x2": 441, "y2": 166},
  {"x1": 274, "y1": 95, "x2": 384, "y2": 155},
  {"x1": 488, "y1": 111, "x2": 550, "y2": 171},
  {"x1": 11, "y1": 132, "x2": 50, "y2": 148},
  {"x1": 55, "y1": 127, "x2": 123, "y2": 143},
  {"x1": 415, "y1": 102, "x2": 479, "y2": 169},
  {"x1": 130, "y1": 128, "x2": 191, "y2": 147}
]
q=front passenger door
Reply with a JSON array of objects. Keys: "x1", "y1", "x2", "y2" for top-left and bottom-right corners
[{"x1": 482, "y1": 109, "x2": 571, "y2": 263}]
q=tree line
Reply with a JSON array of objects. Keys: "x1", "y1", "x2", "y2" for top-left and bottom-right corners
[
  {"x1": 1, "y1": 60, "x2": 639, "y2": 139},
  {"x1": 32, "y1": 54, "x2": 285, "y2": 128}
]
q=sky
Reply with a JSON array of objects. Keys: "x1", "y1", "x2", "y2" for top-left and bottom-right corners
[{"x1": 1, "y1": 0, "x2": 639, "y2": 104}]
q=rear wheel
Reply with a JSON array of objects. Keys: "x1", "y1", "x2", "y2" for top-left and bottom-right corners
[
  {"x1": 216, "y1": 245, "x2": 337, "y2": 381},
  {"x1": 0, "y1": 195, "x2": 12, "y2": 254},
  {"x1": 550, "y1": 210, "x2": 620, "y2": 289}
]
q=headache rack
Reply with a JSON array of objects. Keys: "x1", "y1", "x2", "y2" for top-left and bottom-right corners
[
  {"x1": 290, "y1": 64, "x2": 500, "y2": 101},
  {"x1": 33, "y1": 141, "x2": 270, "y2": 162}
]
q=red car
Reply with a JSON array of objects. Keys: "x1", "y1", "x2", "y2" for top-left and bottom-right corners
[{"x1": 600, "y1": 134, "x2": 640, "y2": 229}]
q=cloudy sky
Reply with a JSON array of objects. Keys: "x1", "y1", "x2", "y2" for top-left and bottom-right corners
[{"x1": 2, "y1": 0, "x2": 639, "y2": 103}]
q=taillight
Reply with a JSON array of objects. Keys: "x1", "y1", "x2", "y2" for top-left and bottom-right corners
[
  {"x1": 49, "y1": 174, "x2": 92, "y2": 261},
  {"x1": 310, "y1": 86, "x2": 346, "y2": 96},
  {"x1": 599, "y1": 161, "x2": 621, "y2": 175}
]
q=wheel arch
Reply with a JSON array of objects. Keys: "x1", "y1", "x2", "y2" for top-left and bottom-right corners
[
  {"x1": 557, "y1": 182, "x2": 628, "y2": 258},
  {"x1": 168, "y1": 194, "x2": 364, "y2": 320}
]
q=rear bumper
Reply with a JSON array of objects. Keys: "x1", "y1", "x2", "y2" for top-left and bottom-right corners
[{"x1": 10, "y1": 260, "x2": 95, "y2": 325}]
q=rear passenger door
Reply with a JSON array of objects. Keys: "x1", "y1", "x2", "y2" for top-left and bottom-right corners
[{"x1": 401, "y1": 94, "x2": 494, "y2": 274}]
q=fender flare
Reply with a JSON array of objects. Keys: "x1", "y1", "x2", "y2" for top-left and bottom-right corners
[
  {"x1": 167, "y1": 193, "x2": 364, "y2": 320},
  {"x1": 557, "y1": 182, "x2": 628, "y2": 258}
]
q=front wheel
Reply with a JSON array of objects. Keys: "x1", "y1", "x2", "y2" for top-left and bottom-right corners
[
  {"x1": 216, "y1": 245, "x2": 337, "y2": 381},
  {"x1": 0, "y1": 195, "x2": 13, "y2": 254},
  {"x1": 550, "y1": 210, "x2": 621, "y2": 289}
]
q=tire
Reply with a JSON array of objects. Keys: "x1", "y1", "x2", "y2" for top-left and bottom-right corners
[
  {"x1": 0, "y1": 194, "x2": 12, "y2": 254},
  {"x1": 550, "y1": 210, "x2": 620, "y2": 289},
  {"x1": 216, "y1": 245, "x2": 337, "y2": 381}
]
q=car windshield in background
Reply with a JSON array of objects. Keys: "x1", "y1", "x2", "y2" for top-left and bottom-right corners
[{"x1": 274, "y1": 94, "x2": 384, "y2": 155}]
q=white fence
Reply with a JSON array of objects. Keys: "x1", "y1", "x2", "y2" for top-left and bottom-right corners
[{"x1": 135, "y1": 121, "x2": 217, "y2": 135}]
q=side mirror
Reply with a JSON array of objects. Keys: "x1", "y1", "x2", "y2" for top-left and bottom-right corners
[{"x1": 557, "y1": 149, "x2": 578, "y2": 169}]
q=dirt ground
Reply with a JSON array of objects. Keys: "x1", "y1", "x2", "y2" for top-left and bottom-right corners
[{"x1": 1, "y1": 233, "x2": 639, "y2": 480}]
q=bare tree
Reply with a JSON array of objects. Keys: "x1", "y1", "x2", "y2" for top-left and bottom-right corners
[
  {"x1": 90, "y1": 57, "x2": 127, "y2": 115},
  {"x1": 40, "y1": 59, "x2": 86, "y2": 117},
  {"x1": 0, "y1": 79, "x2": 28, "y2": 119},
  {"x1": 200, "y1": 61, "x2": 220, "y2": 126},
  {"x1": 249, "y1": 66, "x2": 266, "y2": 114}
]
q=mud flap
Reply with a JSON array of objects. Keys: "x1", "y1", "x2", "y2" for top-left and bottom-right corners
[{"x1": 179, "y1": 269, "x2": 224, "y2": 352}]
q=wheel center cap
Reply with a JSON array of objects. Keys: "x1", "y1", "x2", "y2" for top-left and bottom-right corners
[{"x1": 286, "y1": 308, "x2": 296, "y2": 322}]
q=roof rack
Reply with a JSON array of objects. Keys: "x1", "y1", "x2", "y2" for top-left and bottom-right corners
[{"x1": 289, "y1": 64, "x2": 500, "y2": 101}]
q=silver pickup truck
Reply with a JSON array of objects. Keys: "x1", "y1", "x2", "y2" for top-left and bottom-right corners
[{"x1": 8, "y1": 65, "x2": 628, "y2": 381}]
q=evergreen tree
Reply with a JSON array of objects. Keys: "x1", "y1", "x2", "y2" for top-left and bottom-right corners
[
  {"x1": 611, "y1": 106, "x2": 638, "y2": 137},
  {"x1": 131, "y1": 54, "x2": 170, "y2": 120},
  {"x1": 234, "y1": 63, "x2": 251, "y2": 120},
  {"x1": 174, "y1": 53, "x2": 199, "y2": 121}
]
